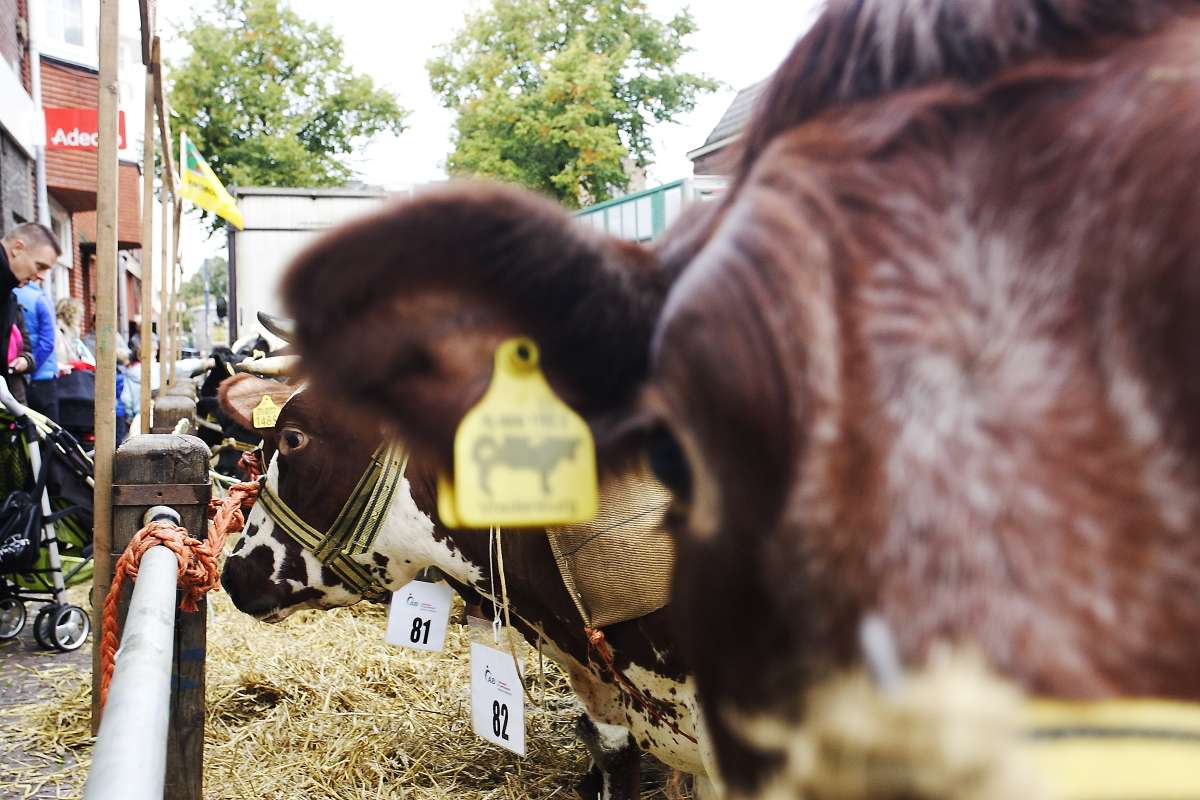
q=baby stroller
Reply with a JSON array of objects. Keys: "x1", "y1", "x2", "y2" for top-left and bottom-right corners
[
  {"x1": 57, "y1": 363, "x2": 97, "y2": 447},
  {"x1": 0, "y1": 377, "x2": 94, "y2": 651}
]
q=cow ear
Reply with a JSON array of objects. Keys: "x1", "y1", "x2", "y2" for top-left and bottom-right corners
[
  {"x1": 217, "y1": 374, "x2": 294, "y2": 434},
  {"x1": 283, "y1": 181, "x2": 671, "y2": 472}
]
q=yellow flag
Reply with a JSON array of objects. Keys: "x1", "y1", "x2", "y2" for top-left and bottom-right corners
[{"x1": 179, "y1": 132, "x2": 245, "y2": 230}]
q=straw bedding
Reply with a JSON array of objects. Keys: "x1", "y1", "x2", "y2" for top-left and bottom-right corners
[{"x1": 0, "y1": 585, "x2": 685, "y2": 799}]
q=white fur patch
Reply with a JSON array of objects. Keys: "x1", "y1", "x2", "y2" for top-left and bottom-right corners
[
  {"x1": 355, "y1": 475, "x2": 483, "y2": 591},
  {"x1": 536, "y1": 638, "x2": 711, "y2": 780}
]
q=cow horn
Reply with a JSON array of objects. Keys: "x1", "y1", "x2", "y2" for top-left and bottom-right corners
[
  {"x1": 189, "y1": 357, "x2": 216, "y2": 377},
  {"x1": 257, "y1": 311, "x2": 295, "y2": 342},
  {"x1": 233, "y1": 355, "x2": 299, "y2": 377}
]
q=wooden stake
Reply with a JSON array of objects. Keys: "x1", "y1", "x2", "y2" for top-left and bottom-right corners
[
  {"x1": 153, "y1": 57, "x2": 175, "y2": 196},
  {"x1": 152, "y1": 35, "x2": 175, "y2": 392},
  {"x1": 91, "y1": 0, "x2": 120, "y2": 734},
  {"x1": 158, "y1": 187, "x2": 170, "y2": 390},
  {"x1": 169, "y1": 198, "x2": 181, "y2": 381},
  {"x1": 139, "y1": 43, "x2": 156, "y2": 432}
]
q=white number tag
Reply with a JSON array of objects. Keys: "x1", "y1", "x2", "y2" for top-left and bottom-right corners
[
  {"x1": 470, "y1": 641, "x2": 525, "y2": 755},
  {"x1": 385, "y1": 580, "x2": 452, "y2": 652}
]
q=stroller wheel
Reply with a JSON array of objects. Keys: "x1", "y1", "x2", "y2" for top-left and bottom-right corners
[
  {"x1": 44, "y1": 604, "x2": 90, "y2": 652},
  {"x1": 33, "y1": 604, "x2": 56, "y2": 649},
  {"x1": 0, "y1": 596, "x2": 25, "y2": 639}
]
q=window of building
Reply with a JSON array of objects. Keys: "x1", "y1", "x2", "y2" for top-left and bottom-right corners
[
  {"x1": 48, "y1": 200, "x2": 73, "y2": 303},
  {"x1": 50, "y1": 202, "x2": 72, "y2": 268},
  {"x1": 46, "y1": 0, "x2": 85, "y2": 47}
]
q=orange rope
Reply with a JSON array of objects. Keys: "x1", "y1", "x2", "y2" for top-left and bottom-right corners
[
  {"x1": 98, "y1": 480, "x2": 260, "y2": 711},
  {"x1": 584, "y1": 626, "x2": 698, "y2": 745},
  {"x1": 237, "y1": 449, "x2": 263, "y2": 481}
]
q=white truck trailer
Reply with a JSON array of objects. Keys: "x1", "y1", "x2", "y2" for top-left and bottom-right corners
[
  {"x1": 227, "y1": 178, "x2": 725, "y2": 343},
  {"x1": 226, "y1": 187, "x2": 400, "y2": 342}
]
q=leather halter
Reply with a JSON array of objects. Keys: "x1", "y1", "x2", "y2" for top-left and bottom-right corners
[{"x1": 254, "y1": 443, "x2": 408, "y2": 597}]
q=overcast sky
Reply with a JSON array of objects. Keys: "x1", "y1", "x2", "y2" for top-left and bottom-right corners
[{"x1": 166, "y1": 0, "x2": 822, "y2": 275}]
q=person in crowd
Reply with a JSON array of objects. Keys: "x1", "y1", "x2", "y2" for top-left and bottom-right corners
[
  {"x1": 55, "y1": 297, "x2": 93, "y2": 369},
  {"x1": 0, "y1": 224, "x2": 59, "y2": 404},
  {"x1": 115, "y1": 345, "x2": 133, "y2": 443},
  {"x1": 4, "y1": 306, "x2": 33, "y2": 404},
  {"x1": 15, "y1": 266, "x2": 59, "y2": 420},
  {"x1": 81, "y1": 312, "x2": 130, "y2": 364}
]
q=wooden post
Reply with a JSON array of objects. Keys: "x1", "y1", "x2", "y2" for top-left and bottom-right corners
[
  {"x1": 91, "y1": 0, "x2": 120, "y2": 732},
  {"x1": 169, "y1": 198, "x2": 182, "y2": 380},
  {"x1": 111, "y1": 434, "x2": 210, "y2": 800},
  {"x1": 161, "y1": 380, "x2": 195, "y2": 398},
  {"x1": 153, "y1": 37, "x2": 175, "y2": 393},
  {"x1": 158, "y1": 188, "x2": 170, "y2": 391},
  {"x1": 151, "y1": 395, "x2": 195, "y2": 435},
  {"x1": 139, "y1": 43, "x2": 156, "y2": 433}
]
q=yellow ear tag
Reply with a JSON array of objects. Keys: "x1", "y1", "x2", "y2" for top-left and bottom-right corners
[
  {"x1": 441, "y1": 337, "x2": 598, "y2": 528},
  {"x1": 252, "y1": 395, "x2": 281, "y2": 429}
]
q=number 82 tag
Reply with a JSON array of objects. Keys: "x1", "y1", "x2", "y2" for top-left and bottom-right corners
[
  {"x1": 385, "y1": 580, "x2": 452, "y2": 652},
  {"x1": 470, "y1": 641, "x2": 525, "y2": 755}
]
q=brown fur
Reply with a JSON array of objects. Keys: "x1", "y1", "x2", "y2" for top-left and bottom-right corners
[{"x1": 283, "y1": 1, "x2": 1200, "y2": 793}]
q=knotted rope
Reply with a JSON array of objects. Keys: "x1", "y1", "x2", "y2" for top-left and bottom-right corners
[
  {"x1": 237, "y1": 448, "x2": 263, "y2": 481},
  {"x1": 98, "y1": 480, "x2": 260, "y2": 711},
  {"x1": 584, "y1": 625, "x2": 698, "y2": 744}
]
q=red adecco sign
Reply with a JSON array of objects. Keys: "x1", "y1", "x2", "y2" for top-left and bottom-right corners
[{"x1": 44, "y1": 107, "x2": 126, "y2": 150}]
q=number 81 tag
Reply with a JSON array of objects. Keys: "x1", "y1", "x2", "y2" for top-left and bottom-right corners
[
  {"x1": 385, "y1": 580, "x2": 452, "y2": 652},
  {"x1": 470, "y1": 641, "x2": 525, "y2": 755}
]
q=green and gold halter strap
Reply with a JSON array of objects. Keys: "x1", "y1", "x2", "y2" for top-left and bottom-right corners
[{"x1": 255, "y1": 443, "x2": 409, "y2": 597}]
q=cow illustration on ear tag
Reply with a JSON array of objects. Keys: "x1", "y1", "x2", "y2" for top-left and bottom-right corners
[
  {"x1": 252, "y1": 395, "x2": 281, "y2": 429},
  {"x1": 439, "y1": 337, "x2": 598, "y2": 528}
]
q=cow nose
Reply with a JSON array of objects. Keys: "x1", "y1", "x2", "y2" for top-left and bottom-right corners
[{"x1": 221, "y1": 553, "x2": 280, "y2": 617}]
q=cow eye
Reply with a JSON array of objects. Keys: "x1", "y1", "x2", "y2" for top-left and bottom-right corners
[
  {"x1": 278, "y1": 428, "x2": 309, "y2": 455},
  {"x1": 645, "y1": 427, "x2": 691, "y2": 503}
]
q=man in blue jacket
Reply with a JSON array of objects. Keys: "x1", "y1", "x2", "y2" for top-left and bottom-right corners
[{"x1": 15, "y1": 271, "x2": 58, "y2": 421}]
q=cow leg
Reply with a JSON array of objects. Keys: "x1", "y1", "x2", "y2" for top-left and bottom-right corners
[{"x1": 574, "y1": 714, "x2": 640, "y2": 800}]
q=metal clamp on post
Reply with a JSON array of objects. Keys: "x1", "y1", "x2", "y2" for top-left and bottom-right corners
[
  {"x1": 112, "y1": 483, "x2": 209, "y2": 509},
  {"x1": 143, "y1": 506, "x2": 182, "y2": 527}
]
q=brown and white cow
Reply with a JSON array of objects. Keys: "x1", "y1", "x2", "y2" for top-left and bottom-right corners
[
  {"x1": 276, "y1": 0, "x2": 1200, "y2": 795},
  {"x1": 216, "y1": 375, "x2": 719, "y2": 799}
]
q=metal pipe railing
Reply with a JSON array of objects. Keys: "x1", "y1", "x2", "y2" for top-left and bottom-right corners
[{"x1": 82, "y1": 544, "x2": 178, "y2": 800}]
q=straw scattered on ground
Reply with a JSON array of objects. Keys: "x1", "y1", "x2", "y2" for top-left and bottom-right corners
[{"x1": 1, "y1": 585, "x2": 686, "y2": 799}]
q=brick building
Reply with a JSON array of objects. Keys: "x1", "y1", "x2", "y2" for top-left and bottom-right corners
[
  {"x1": 41, "y1": 53, "x2": 143, "y2": 330},
  {"x1": 36, "y1": 0, "x2": 147, "y2": 338},
  {"x1": 0, "y1": 0, "x2": 36, "y2": 234}
]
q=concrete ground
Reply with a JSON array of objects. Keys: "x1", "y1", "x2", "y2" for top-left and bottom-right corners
[{"x1": 0, "y1": 591, "x2": 92, "y2": 800}]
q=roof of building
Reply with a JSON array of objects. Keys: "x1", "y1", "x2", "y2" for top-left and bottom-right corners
[{"x1": 687, "y1": 80, "x2": 767, "y2": 161}]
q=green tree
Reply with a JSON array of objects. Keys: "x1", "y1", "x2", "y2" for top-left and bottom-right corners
[
  {"x1": 168, "y1": 0, "x2": 408, "y2": 231},
  {"x1": 428, "y1": 0, "x2": 717, "y2": 207},
  {"x1": 178, "y1": 257, "x2": 228, "y2": 336},
  {"x1": 179, "y1": 257, "x2": 228, "y2": 312}
]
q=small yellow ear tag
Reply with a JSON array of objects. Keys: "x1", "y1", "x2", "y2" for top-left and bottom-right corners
[
  {"x1": 440, "y1": 337, "x2": 598, "y2": 528},
  {"x1": 252, "y1": 395, "x2": 281, "y2": 429}
]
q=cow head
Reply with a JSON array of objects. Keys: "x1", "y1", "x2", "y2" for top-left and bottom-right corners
[
  {"x1": 218, "y1": 375, "x2": 479, "y2": 622},
  {"x1": 280, "y1": 1, "x2": 1200, "y2": 794}
]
